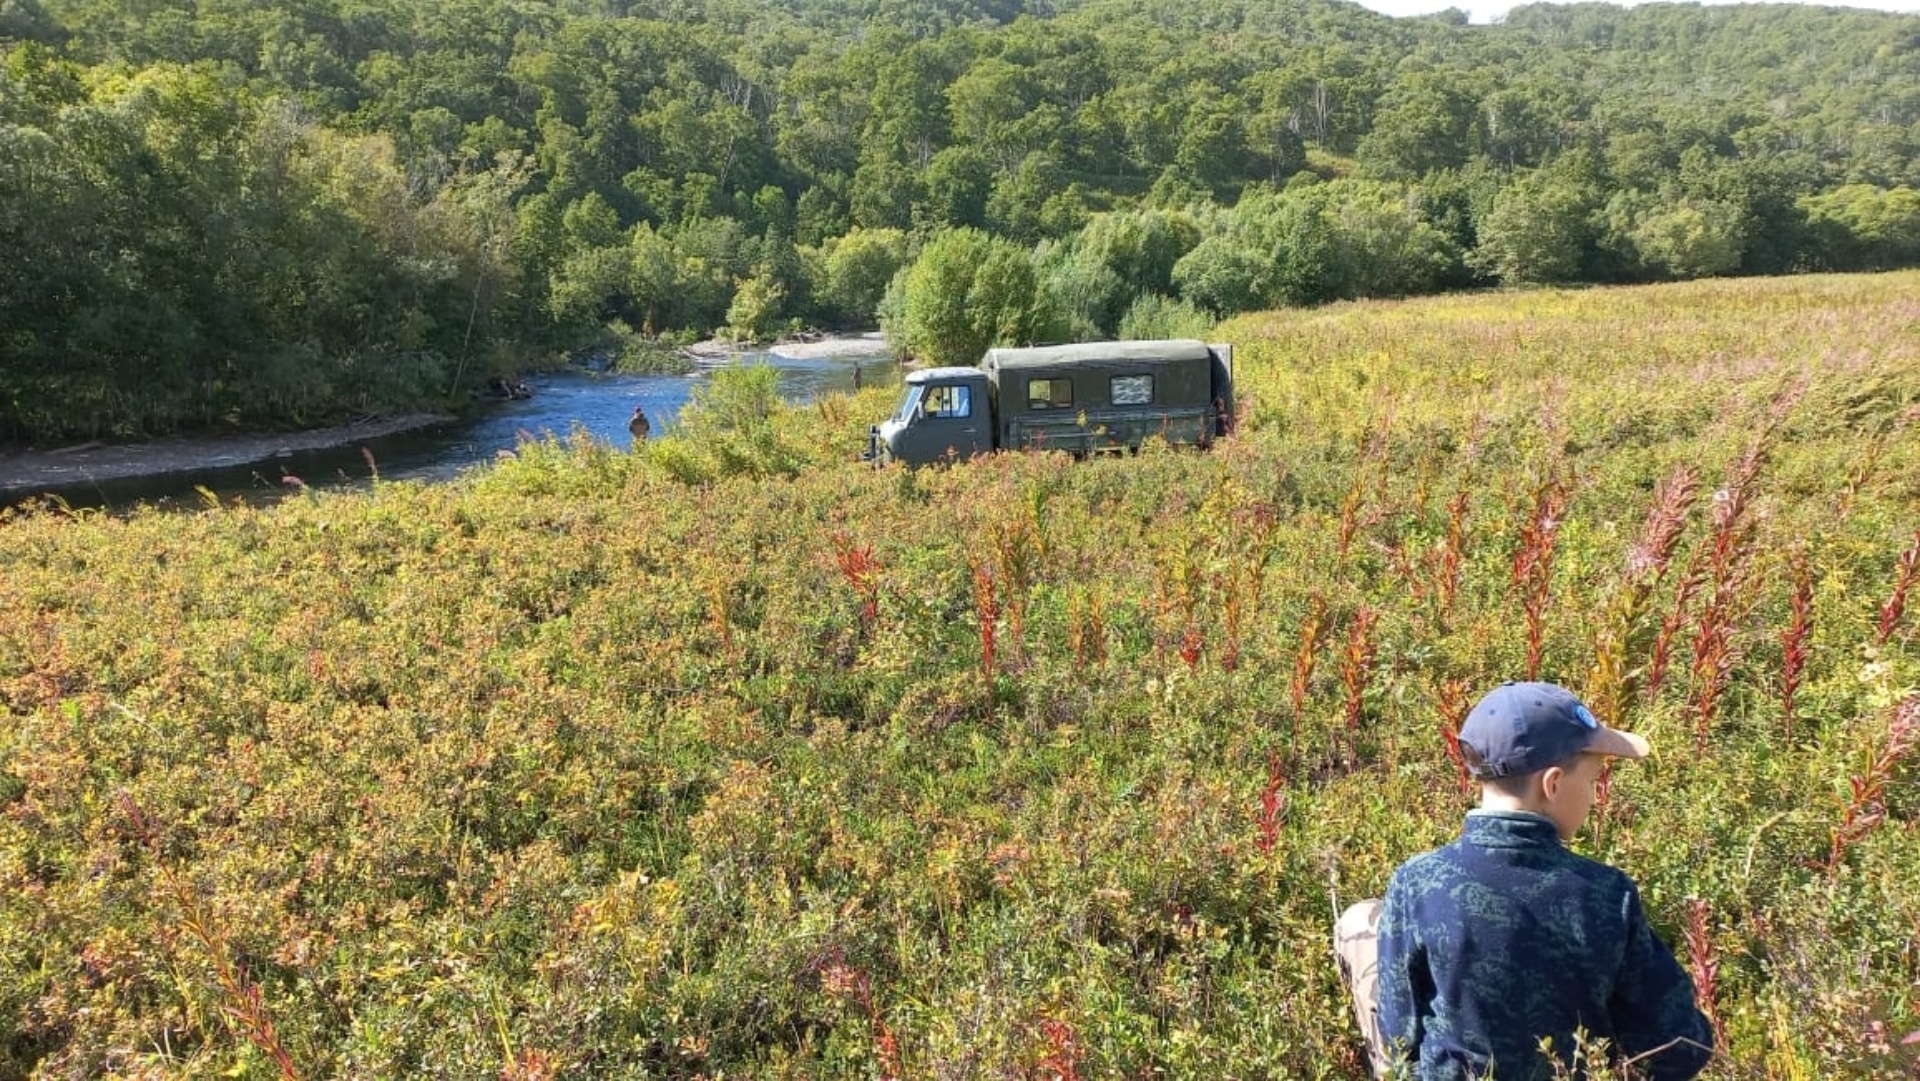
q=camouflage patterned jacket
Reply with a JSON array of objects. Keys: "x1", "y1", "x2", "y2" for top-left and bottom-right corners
[{"x1": 1376, "y1": 810, "x2": 1713, "y2": 1080}]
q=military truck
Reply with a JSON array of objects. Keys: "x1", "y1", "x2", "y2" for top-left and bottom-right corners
[{"x1": 866, "y1": 339, "x2": 1234, "y2": 466}]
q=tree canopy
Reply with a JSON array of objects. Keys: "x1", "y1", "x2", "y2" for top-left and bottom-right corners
[{"x1": 4, "y1": 0, "x2": 1919, "y2": 440}]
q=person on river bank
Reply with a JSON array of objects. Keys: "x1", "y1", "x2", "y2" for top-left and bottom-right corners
[{"x1": 487, "y1": 377, "x2": 533, "y2": 400}]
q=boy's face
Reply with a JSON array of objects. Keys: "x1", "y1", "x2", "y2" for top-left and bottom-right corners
[{"x1": 1543, "y1": 753, "x2": 1607, "y2": 841}]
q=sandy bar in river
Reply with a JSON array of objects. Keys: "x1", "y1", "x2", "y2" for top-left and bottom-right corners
[
  {"x1": 766, "y1": 333, "x2": 891, "y2": 360},
  {"x1": 682, "y1": 332, "x2": 892, "y2": 363}
]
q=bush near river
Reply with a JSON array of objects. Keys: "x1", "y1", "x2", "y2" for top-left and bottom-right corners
[{"x1": 2, "y1": 272, "x2": 1918, "y2": 1078}]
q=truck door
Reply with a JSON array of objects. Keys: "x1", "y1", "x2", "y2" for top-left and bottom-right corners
[
  {"x1": 1208, "y1": 343, "x2": 1235, "y2": 438},
  {"x1": 895, "y1": 380, "x2": 989, "y2": 463}
]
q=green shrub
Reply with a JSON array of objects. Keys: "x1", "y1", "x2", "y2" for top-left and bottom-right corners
[{"x1": 1117, "y1": 293, "x2": 1215, "y2": 341}]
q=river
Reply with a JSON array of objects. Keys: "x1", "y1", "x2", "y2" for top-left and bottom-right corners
[{"x1": 4, "y1": 345, "x2": 896, "y2": 511}]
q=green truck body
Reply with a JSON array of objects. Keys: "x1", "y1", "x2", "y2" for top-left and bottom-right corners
[{"x1": 867, "y1": 339, "x2": 1234, "y2": 466}]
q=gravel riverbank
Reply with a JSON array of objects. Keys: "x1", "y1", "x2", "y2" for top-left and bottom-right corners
[{"x1": 0, "y1": 413, "x2": 453, "y2": 497}]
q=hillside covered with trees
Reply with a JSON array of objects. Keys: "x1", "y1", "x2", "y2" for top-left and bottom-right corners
[{"x1": 3, "y1": 0, "x2": 1918, "y2": 441}]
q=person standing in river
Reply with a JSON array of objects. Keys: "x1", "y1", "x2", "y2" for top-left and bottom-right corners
[{"x1": 629, "y1": 405, "x2": 651, "y2": 445}]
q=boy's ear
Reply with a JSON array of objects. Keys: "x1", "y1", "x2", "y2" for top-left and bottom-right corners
[{"x1": 1537, "y1": 764, "x2": 1565, "y2": 801}]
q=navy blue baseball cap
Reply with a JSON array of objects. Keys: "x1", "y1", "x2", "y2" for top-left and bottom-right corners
[{"x1": 1459, "y1": 681, "x2": 1650, "y2": 778}]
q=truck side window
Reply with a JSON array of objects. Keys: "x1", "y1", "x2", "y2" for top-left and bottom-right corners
[
  {"x1": 1110, "y1": 374, "x2": 1153, "y2": 405},
  {"x1": 1028, "y1": 377, "x2": 1073, "y2": 409},
  {"x1": 924, "y1": 384, "x2": 971, "y2": 419}
]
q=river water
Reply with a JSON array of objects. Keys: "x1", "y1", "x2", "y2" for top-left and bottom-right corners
[{"x1": 17, "y1": 347, "x2": 896, "y2": 511}]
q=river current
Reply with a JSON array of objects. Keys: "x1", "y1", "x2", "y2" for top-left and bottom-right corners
[{"x1": 17, "y1": 347, "x2": 895, "y2": 511}]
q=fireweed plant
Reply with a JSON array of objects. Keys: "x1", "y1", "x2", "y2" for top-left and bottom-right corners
[{"x1": 2, "y1": 273, "x2": 1919, "y2": 1077}]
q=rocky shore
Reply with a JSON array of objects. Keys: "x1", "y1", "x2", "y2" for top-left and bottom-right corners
[
  {"x1": 680, "y1": 331, "x2": 892, "y2": 364},
  {"x1": 0, "y1": 413, "x2": 453, "y2": 497}
]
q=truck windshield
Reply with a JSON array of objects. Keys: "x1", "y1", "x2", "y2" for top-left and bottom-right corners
[{"x1": 893, "y1": 385, "x2": 925, "y2": 423}]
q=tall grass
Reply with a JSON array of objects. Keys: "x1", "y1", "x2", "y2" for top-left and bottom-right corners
[{"x1": 2, "y1": 272, "x2": 1918, "y2": 1077}]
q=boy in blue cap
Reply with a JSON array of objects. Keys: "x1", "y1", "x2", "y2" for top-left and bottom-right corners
[{"x1": 1334, "y1": 681, "x2": 1714, "y2": 1079}]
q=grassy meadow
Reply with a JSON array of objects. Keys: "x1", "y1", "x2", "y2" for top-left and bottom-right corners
[{"x1": 3, "y1": 272, "x2": 1919, "y2": 1078}]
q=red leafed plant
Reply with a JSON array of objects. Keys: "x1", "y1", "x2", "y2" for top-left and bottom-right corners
[
  {"x1": 1433, "y1": 485, "x2": 1472, "y2": 622},
  {"x1": 1682, "y1": 897, "x2": 1727, "y2": 1054},
  {"x1": 1824, "y1": 694, "x2": 1920, "y2": 877},
  {"x1": 830, "y1": 531, "x2": 881, "y2": 630},
  {"x1": 1158, "y1": 548, "x2": 1204, "y2": 672},
  {"x1": 1178, "y1": 624, "x2": 1204, "y2": 670},
  {"x1": 120, "y1": 791, "x2": 303, "y2": 1081},
  {"x1": 1290, "y1": 594, "x2": 1329, "y2": 739},
  {"x1": 1592, "y1": 759, "x2": 1616, "y2": 830},
  {"x1": 969, "y1": 555, "x2": 999, "y2": 680},
  {"x1": 1217, "y1": 569, "x2": 1246, "y2": 672},
  {"x1": 1684, "y1": 440, "x2": 1768, "y2": 753},
  {"x1": 1873, "y1": 528, "x2": 1920, "y2": 646},
  {"x1": 1424, "y1": 418, "x2": 1485, "y2": 625},
  {"x1": 1336, "y1": 478, "x2": 1367, "y2": 564},
  {"x1": 1031, "y1": 1017, "x2": 1084, "y2": 1081},
  {"x1": 1687, "y1": 620, "x2": 1740, "y2": 757},
  {"x1": 1647, "y1": 437, "x2": 1767, "y2": 713},
  {"x1": 1068, "y1": 588, "x2": 1106, "y2": 669},
  {"x1": 501, "y1": 1049, "x2": 556, "y2": 1081},
  {"x1": 1511, "y1": 472, "x2": 1571, "y2": 680},
  {"x1": 821, "y1": 953, "x2": 905, "y2": 1081},
  {"x1": 1256, "y1": 749, "x2": 1288, "y2": 855},
  {"x1": 990, "y1": 510, "x2": 1041, "y2": 661},
  {"x1": 1437, "y1": 677, "x2": 1472, "y2": 797},
  {"x1": 1627, "y1": 465, "x2": 1701, "y2": 585},
  {"x1": 1645, "y1": 566, "x2": 1700, "y2": 703},
  {"x1": 1588, "y1": 465, "x2": 1700, "y2": 728},
  {"x1": 1339, "y1": 606, "x2": 1380, "y2": 764},
  {"x1": 1219, "y1": 501, "x2": 1281, "y2": 672}
]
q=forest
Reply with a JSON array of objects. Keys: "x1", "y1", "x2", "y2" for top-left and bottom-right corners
[{"x1": 2, "y1": 0, "x2": 1919, "y2": 441}]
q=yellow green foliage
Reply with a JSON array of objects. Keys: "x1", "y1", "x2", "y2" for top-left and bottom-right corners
[{"x1": 3, "y1": 272, "x2": 1918, "y2": 1077}]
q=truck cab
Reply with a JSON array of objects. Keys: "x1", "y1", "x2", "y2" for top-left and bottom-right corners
[{"x1": 868, "y1": 367, "x2": 992, "y2": 465}]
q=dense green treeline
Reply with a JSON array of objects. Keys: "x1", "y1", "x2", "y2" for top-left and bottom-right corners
[{"x1": 3, "y1": 0, "x2": 1919, "y2": 442}]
